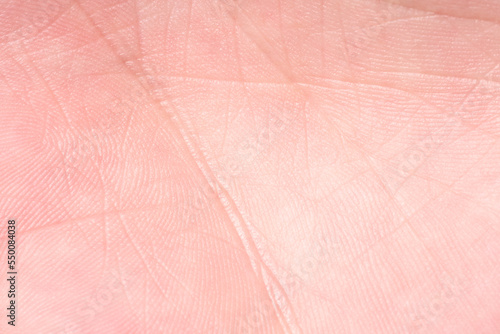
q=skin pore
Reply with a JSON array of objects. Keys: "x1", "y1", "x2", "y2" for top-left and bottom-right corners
[{"x1": 0, "y1": 0, "x2": 499, "y2": 333}]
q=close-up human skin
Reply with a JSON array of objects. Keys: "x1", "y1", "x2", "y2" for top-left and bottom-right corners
[{"x1": 0, "y1": 0, "x2": 499, "y2": 333}]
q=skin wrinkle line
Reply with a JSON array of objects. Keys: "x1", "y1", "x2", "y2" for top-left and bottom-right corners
[
  {"x1": 337, "y1": 1, "x2": 367, "y2": 175},
  {"x1": 398, "y1": 145, "x2": 498, "y2": 265},
  {"x1": 216, "y1": 186, "x2": 298, "y2": 334},
  {"x1": 182, "y1": 53, "x2": 305, "y2": 334},
  {"x1": 44, "y1": 1, "x2": 500, "y2": 332},
  {"x1": 1, "y1": 0, "x2": 74, "y2": 44},
  {"x1": 208, "y1": 3, "x2": 318, "y2": 332},
  {"x1": 12, "y1": 41, "x2": 74, "y2": 151},
  {"x1": 380, "y1": 0, "x2": 500, "y2": 26},
  {"x1": 57, "y1": 0, "x2": 277, "y2": 328},
  {"x1": 222, "y1": 0, "x2": 297, "y2": 85},
  {"x1": 302, "y1": 74, "x2": 494, "y2": 142},
  {"x1": 404, "y1": 142, "x2": 499, "y2": 219},
  {"x1": 355, "y1": 13, "x2": 433, "y2": 36},
  {"x1": 2, "y1": 2, "x2": 498, "y2": 333},
  {"x1": 344, "y1": 2, "x2": 500, "y2": 92},
  {"x1": 172, "y1": 113, "x2": 303, "y2": 332},
  {"x1": 211, "y1": 100, "x2": 307, "y2": 331},
  {"x1": 391, "y1": 142, "x2": 490, "y2": 218},
  {"x1": 369, "y1": 70, "x2": 500, "y2": 85},
  {"x1": 73, "y1": 1, "x2": 303, "y2": 332},
  {"x1": 441, "y1": 14, "x2": 500, "y2": 78},
  {"x1": 245, "y1": 207, "x2": 310, "y2": 334},
  {"x1": 289, "y1": 133, "x2": 493, "y2": 326},
  {"x1": 7, "y1": 39, "x2": 120, "y2": 253},
  {"x1": 262, "y1": 272, "x2": 294, "y2": 334}
]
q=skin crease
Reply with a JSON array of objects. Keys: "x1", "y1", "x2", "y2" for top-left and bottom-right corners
[{"x1": 0, "y1": 0, "x2": 499, "y2": 333}]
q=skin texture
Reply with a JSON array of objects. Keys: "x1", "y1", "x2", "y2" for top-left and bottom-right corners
[{"x1": 1, "y1": 0, "x2": 499, "y2": 333}]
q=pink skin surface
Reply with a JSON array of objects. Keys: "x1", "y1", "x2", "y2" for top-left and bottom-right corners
[{"x1": 1, "y1": 0, "x2": 499, "y2": 333}]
